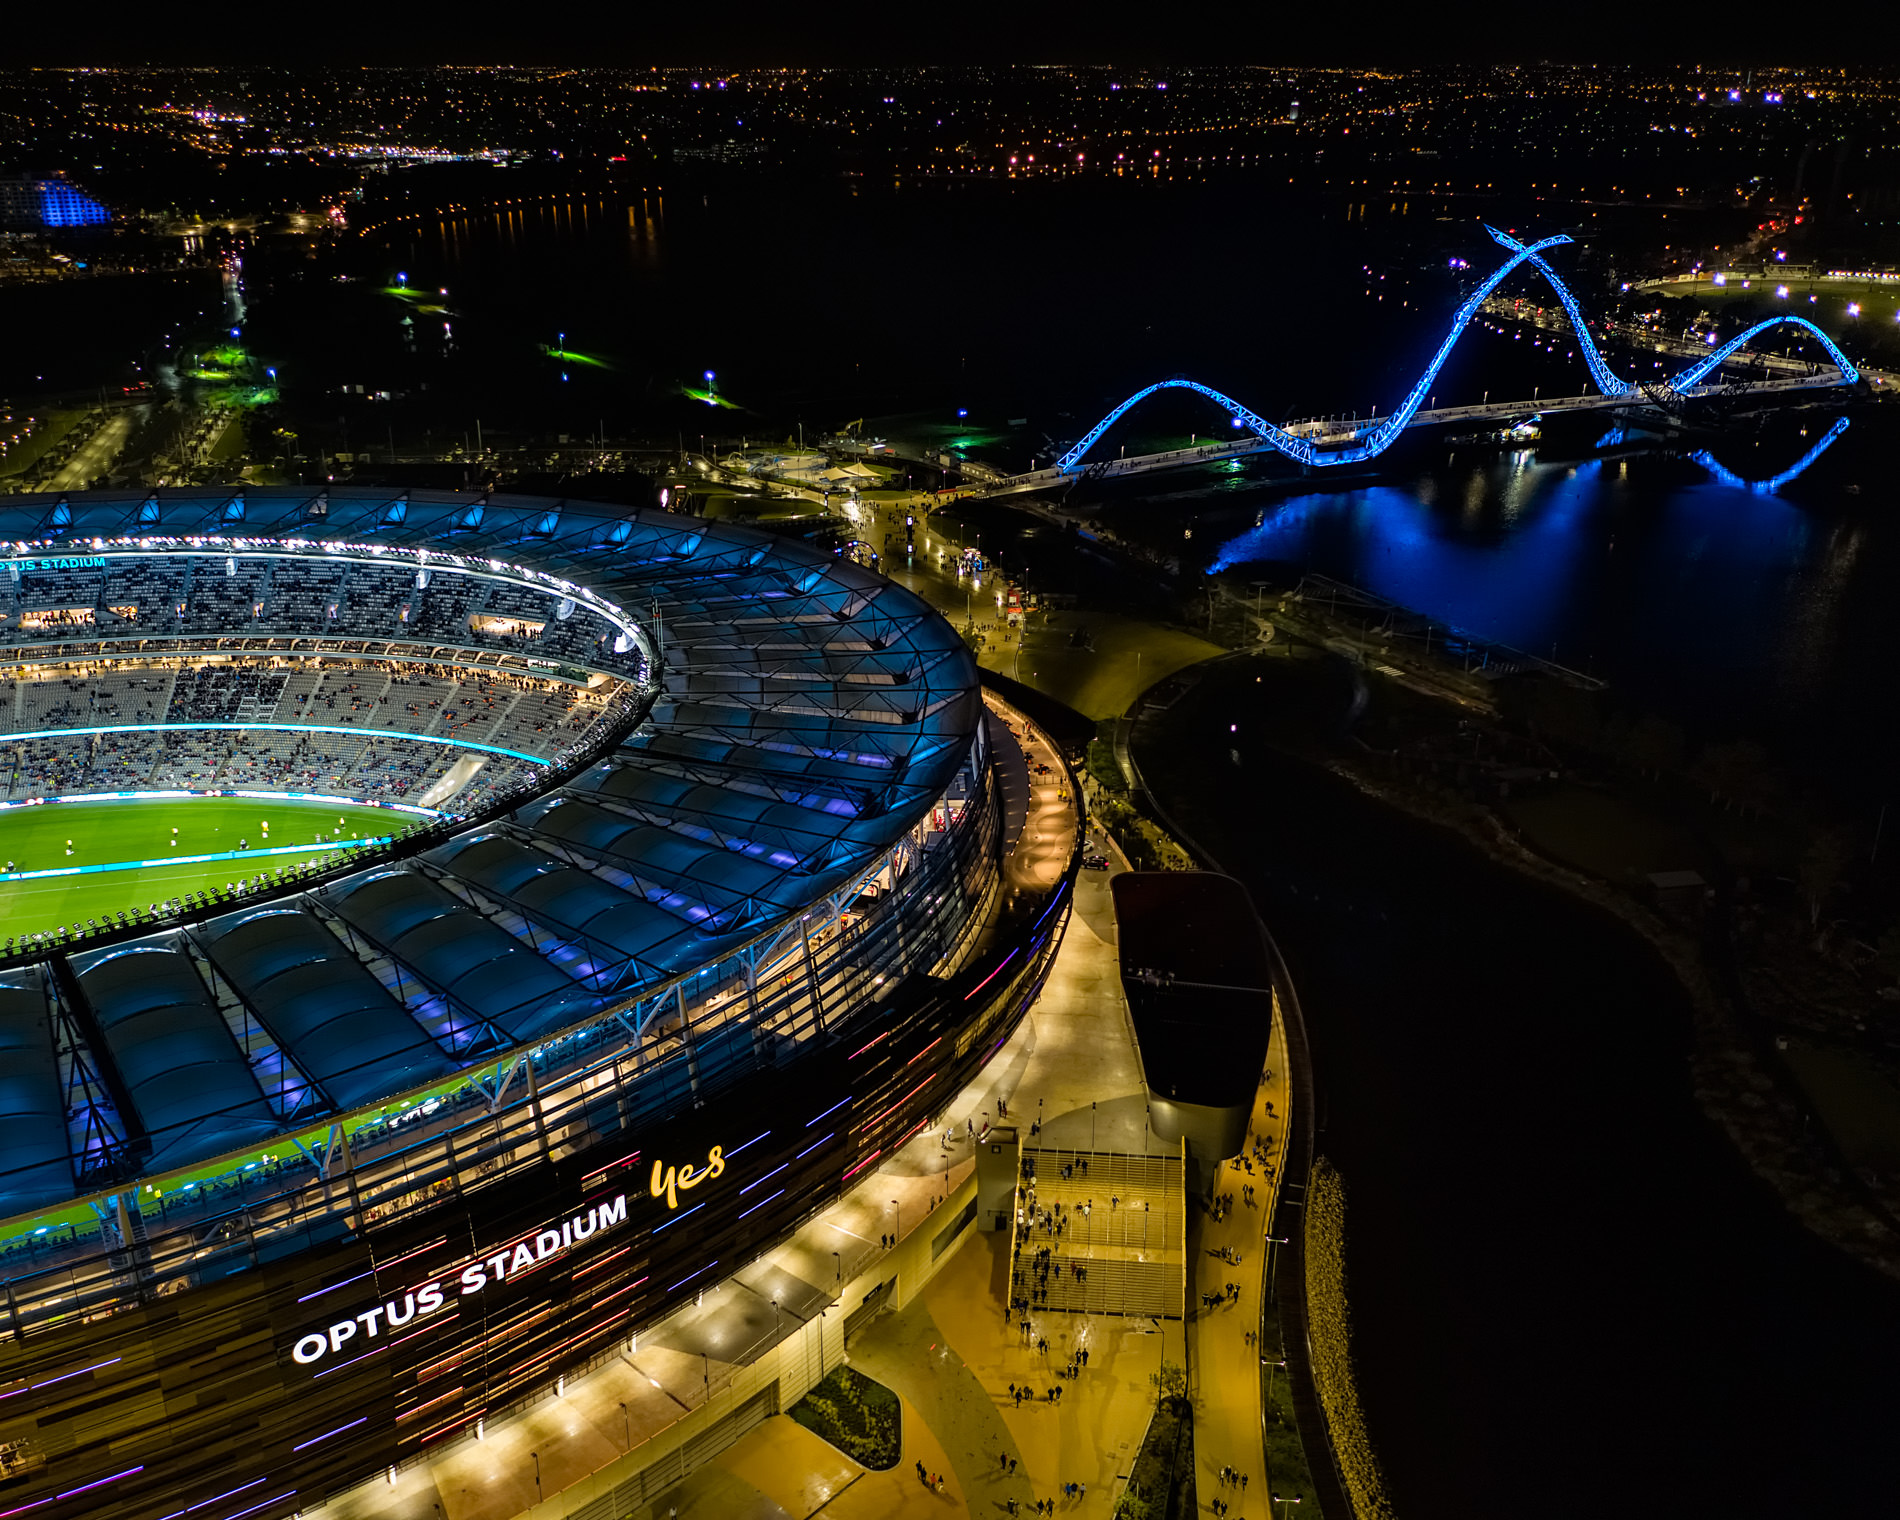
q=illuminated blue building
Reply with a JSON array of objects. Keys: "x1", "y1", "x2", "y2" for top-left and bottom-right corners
[{"x1": 0, "y1": 172, "x2": 109, "y2": 229}]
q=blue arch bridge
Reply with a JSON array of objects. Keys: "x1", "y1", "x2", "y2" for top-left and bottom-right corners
[{"x1": 978, "y1": 228, "x2": 1866, "y2": 496}]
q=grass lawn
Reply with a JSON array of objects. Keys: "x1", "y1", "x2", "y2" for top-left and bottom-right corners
[{"x1": 0, "y1": 795, "x2": 402, "y2": 939}]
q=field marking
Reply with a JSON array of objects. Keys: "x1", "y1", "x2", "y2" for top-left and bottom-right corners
[{"x1": 2, "y1": 836, "x2": 390, "y2": 882}]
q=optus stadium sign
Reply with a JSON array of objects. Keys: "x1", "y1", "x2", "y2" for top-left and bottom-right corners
[{"x1": 290, "y1": 1194, "x2": 631, "y2": 1368}]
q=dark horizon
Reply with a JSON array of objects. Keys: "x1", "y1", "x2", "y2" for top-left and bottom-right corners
[{"x1": 7, "y1": 1, "x2": 1896, "y2": 70}]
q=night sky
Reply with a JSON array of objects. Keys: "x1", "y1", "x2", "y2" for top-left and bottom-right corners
[{"x1": 8, "y1": 1, "x2": 1891, "y2": 67}]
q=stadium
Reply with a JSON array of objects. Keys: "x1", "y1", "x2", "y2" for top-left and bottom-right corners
[{"x1": 0, "y1": 489, "x2": 1076, "y2": 1519}]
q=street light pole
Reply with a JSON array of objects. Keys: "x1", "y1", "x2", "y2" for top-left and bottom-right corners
[{"x1": 1262, "y1": 1356, "x2": 1287, "y2": 1425}]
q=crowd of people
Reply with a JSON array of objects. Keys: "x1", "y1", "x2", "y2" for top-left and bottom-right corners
[{"x1": 0, "y1": 655, "x2": 630, "y2": 807}]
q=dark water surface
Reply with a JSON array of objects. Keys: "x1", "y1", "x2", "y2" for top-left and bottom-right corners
[
  {"x1": 1135, "y1": 659, "x2": 1900, "y2": 1520},
  {"x1": 1136, "y1": 402, "x2": 1900, "y2": 792}
]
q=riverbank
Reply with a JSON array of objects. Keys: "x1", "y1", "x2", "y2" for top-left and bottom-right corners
[
  {"x1": 1123, "y1": 565, "x2": 1900, "y2": 1285},
  {"x1": 1126, "y1": 650, "x2": 1900, "y2": 1519},
  {"x1": 1318, "y1": 743, "x2": 1900, "y2": 1283}
]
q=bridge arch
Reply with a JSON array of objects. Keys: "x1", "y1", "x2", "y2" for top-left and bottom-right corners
[
  {"x1": 1667, "y1": 315, "x2": 1858, "y2": 391},
  {"x1": 1053, "y1": 378, "x2": 1281, "y2": 474},
  {"x1": 1057, "y1": 232, "x2": 1576, "y2": 473},
  {"x1": 1057, "y1": 234, "x2": 1860, "y2": 476},
  {"x1": 1482, "y1": 227, "x2": 1859, "y2": 393},
  {"x1": 1483, "y1": 226, "x2": 1633, "y2": 397}
]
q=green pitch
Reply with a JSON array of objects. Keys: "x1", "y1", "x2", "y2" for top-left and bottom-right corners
[{"x1": 0, "y1": 795, "x2": 408, "y2": 941}]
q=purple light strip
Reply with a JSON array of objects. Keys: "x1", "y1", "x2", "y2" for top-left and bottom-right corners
[
  {"x1": 650, "y1": 1200, "x2": 705, "y2": 1234},
  {"x1": 795, "y1": 1132, "x2": 835, "y2": 1161},
  {"x1": 739, "y1": 1162, "x2": 787, "y2": 1195},
  {"x1": 738, "y1": 1189, "x2": 785, "y2": 1221},
  {"x1": 297, "y1": 1268, "x2": 374, "y2": 1303},
  {"x1": 725, "y1": 1129, "x2": 771, "y2": 1158},
  {"x1": 313, "y1": 1340, "x2": 389, "y2": 1380},
  {"x1": 667, "y1": 1261, "x2": 718, "y2": 1293},
  {"x1": 225, "y1": 1493, "x2": 297, "y2": 1520},
  {"x1": 153, "y1": 1476, "x2": 268, "y2": 1520},
  {"x1": 57, "y1": 1466, "x2": 145, "y2": 1501},
  {"x1": 805, "y1": 1096, "x2": 851, "y2": 1127},
  {"x1": 964, "y1": 948, "x2": 1019, "y2": 1001},
  {"x1": 0, "y1": 1355, "x2": 121, "y2": 1399},
  {"x1": 292, "y1": 1416, "x2": 367, "y2": 1453}
]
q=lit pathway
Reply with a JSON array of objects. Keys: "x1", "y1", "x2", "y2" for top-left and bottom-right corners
[
  {"x1": 641, "y1": 830, "x2": 1180, "y2": 1520},
  {"x1": 1187, "y1": 1013, "x2": 1293, "y2": 1519}
]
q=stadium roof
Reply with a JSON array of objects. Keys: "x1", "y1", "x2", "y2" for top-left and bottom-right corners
[{"x1": 0, "y1": 488, "x2": 981, "y2": 1215}]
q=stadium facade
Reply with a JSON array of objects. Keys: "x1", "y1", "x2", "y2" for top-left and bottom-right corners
[{"x1": 0, "y1": 489, "x2": 1074, "y2": 1519}]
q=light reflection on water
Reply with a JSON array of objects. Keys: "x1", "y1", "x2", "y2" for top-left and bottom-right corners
[{"x1": 1193, "y1": 416, "x2": 1893, "y2": 769}]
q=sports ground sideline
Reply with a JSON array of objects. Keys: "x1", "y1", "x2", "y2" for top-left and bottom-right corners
[{"x1": 0, "y1": 793, "x2": 412, "y2": 940}]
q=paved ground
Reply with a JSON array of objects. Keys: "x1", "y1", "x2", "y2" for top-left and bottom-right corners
[
  {"x1": 45, "y1": 410, "x2": 131, "y2": 490},
  {"x1": 862, "y1": 503, "x2": 1223, "y2": 722},
  {"x1": 1187, "y1": 1017, "x2": 1292, "y2": 1520},
  {"x1": 629, "y1": 849, "x2": 1182, "y2": 1520}
]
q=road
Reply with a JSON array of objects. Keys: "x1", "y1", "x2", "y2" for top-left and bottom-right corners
[
  {"x1": 46, "y1": 410, "x2": 132, "y2": 490},
  {"x1": 975, "y1": 370, "x2": 1859, "y2": 498}
]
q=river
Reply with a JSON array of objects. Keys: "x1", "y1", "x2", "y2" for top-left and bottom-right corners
[{"x1": 1133, "y1": 655, "x2": 1900, "y2": 1520}]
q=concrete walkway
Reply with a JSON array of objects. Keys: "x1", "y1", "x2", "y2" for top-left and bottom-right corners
[{"x1": 1187, "y1": 1013, "x2": 1293, "y2": 1519}]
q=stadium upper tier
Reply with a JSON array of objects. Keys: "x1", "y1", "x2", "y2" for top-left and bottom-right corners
[
  {"x1": 0, "y1": 489, "x2": 981, "y2": 1220},
  {"x1": 1, "y1": 541, "x2": 644, "y2": 677},
  {"x1": 0, "y1": 658, "x2": 624, "y2": 807}
]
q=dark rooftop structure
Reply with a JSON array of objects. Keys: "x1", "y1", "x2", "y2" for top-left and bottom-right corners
[{"x1": 1112, "y1": 870, "x2": 1274, "y2": 1180}]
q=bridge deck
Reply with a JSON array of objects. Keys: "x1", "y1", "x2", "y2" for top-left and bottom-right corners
[{"x1": 980, "y1": 372, "x2": 1847, "y2": 496}]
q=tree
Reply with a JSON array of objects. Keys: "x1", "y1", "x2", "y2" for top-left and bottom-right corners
[{"x1": 1155, "y1": 1360, "x2": 1187, "y2": 1402}]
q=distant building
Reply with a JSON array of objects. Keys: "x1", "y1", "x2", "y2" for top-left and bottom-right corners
[{"x1": 0, "y1": 172, "x2": 110, "y2": 229}]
